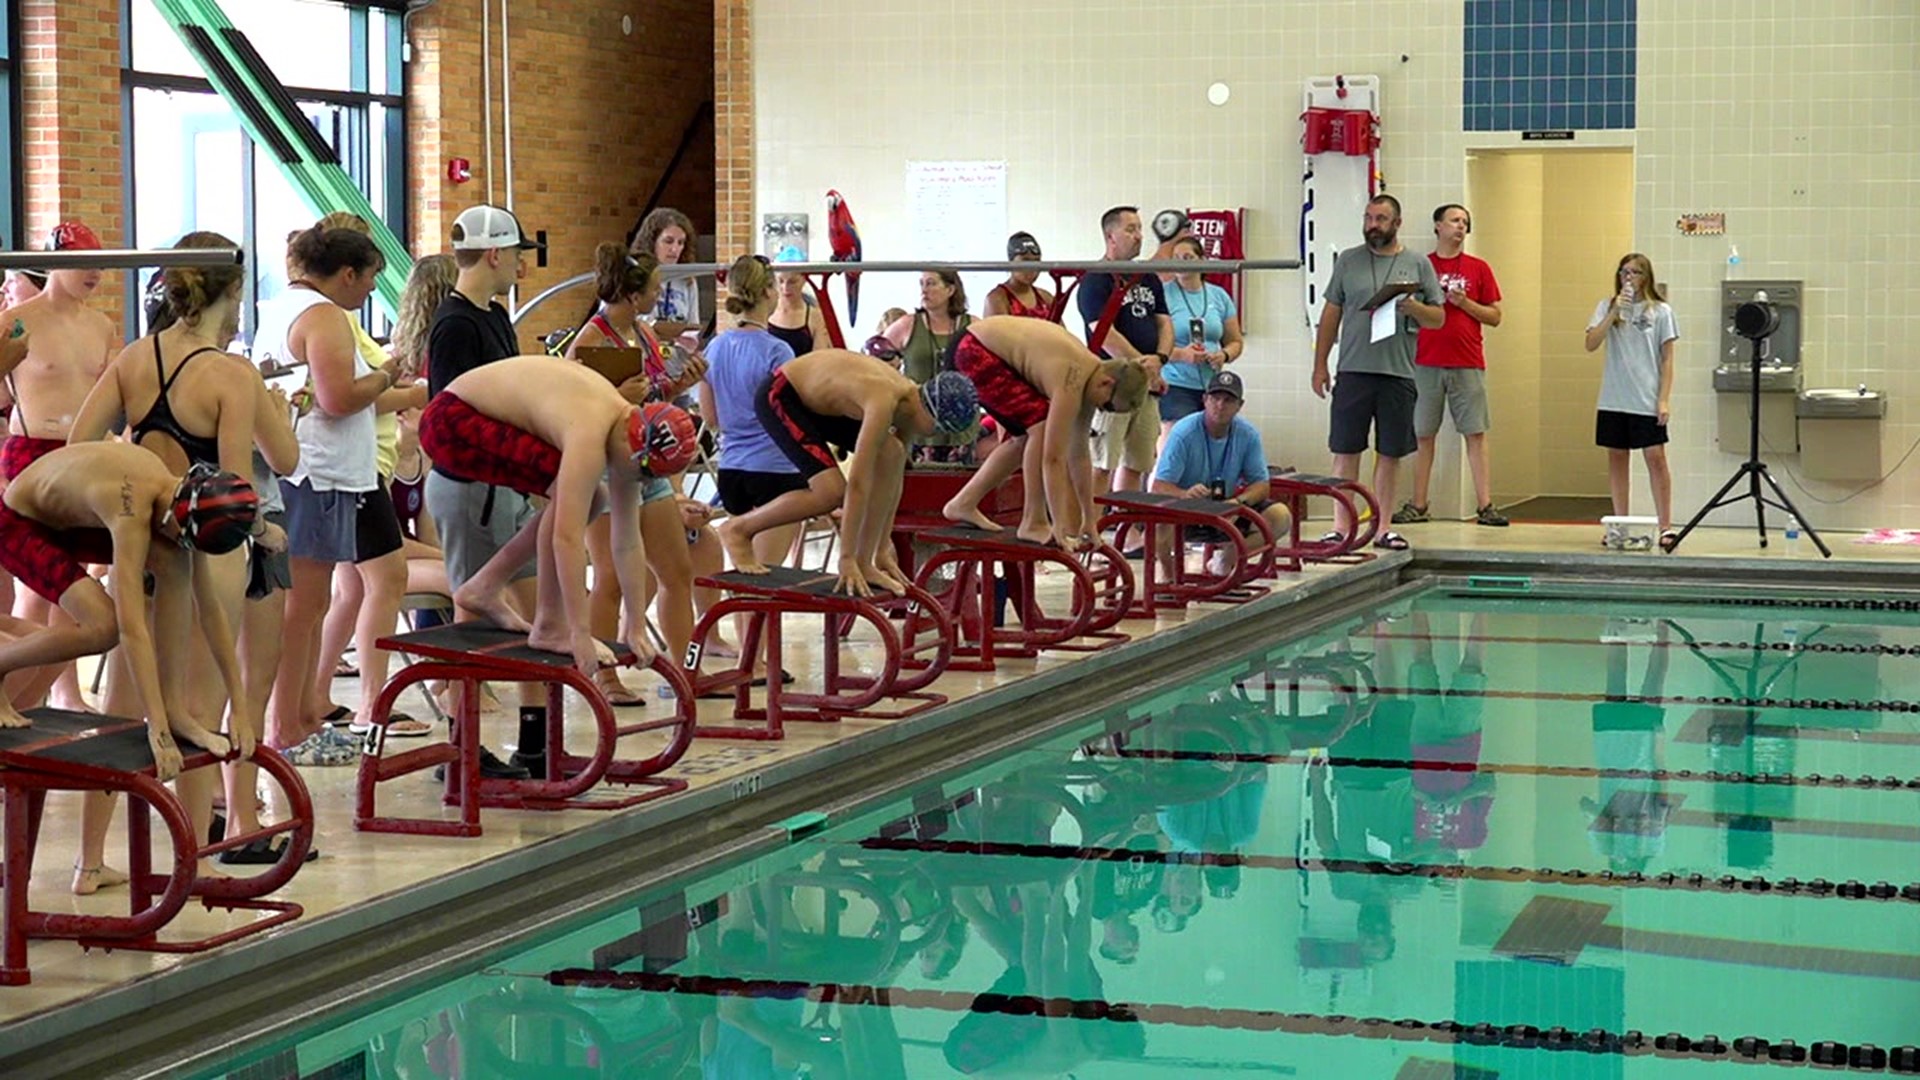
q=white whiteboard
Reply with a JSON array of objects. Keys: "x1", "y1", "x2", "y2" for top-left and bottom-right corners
[{"x1": 906, "y1": 160, "x2": 1007, "y2": 320}]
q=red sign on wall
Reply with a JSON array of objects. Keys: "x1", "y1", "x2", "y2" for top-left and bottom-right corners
[{"x1": 1185, "y1": 208, "x2": 1247, "y2": 330}]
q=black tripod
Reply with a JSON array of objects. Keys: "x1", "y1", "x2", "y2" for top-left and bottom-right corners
[{"x1": 1668, "y1": 334, "x2": 1830, "y2": 557}]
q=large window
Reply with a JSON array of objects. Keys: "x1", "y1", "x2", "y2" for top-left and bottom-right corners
[{"x1": 123, "y1": 0, "x2": 405, "y2": 340}]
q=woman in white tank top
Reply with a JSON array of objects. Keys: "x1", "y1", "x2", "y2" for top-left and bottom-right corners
[{"x1": 255, "y1": 225, "x2": 400, "y2": 755}]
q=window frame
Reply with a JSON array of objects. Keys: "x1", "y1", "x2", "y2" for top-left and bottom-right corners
[
  {"x1": 1, "y1": 0, "x2": 20, "y2": 252},
  {"x1": 120, "y1": 0, "x2": 406, "y2": 340}
]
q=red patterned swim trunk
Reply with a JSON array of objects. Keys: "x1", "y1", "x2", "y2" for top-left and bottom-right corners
[
  {"x1": 951, "y1": 332, "x2": 1048, "y2": 436},
  {"x1": 0, "y1": 504, "x2": 113, "y2": 603},
  {"x1": 1, "y1": 435, "x2": 66, "y2": 481},
  {"x1": 418, "y1": 392, "x2": 561, "y2": 497}
]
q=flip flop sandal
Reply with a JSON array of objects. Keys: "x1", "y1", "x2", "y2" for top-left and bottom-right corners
[
  {"x1": 350, "y1": 713, "x2": 434, "y2": 738},
  {"x1": 334, "y1": 663, "x2": 359, "y2": 679},
  {"x1": 1373, "y1": 531, "x2": 1411, "y2": 551},
  {"x1": 1658, "y1": 529, "x2": 1681, "y2": 553},
  {"x1": 320, "y1": 705, "x2": 352, "y2": 724},
  {"x1": 218, "y1": 836, "x2": 323, "y2": 866}
]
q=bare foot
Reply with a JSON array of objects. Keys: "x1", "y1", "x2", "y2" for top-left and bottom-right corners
[
  {"x1": 0, "y1": 699, "x2": 30, "y2": 728},
  {"x1": 72, "y1": 863, "x2": 129, "y2": 896},
  {"x1": 860, "y1": 563, "x2": 908, "y2": 595},
  {"x1": 1016, "y1": 522, "x2": 1054, "y2": 546},
  {"x1": 171, "y1": 719, "x2": 232, "y2": 759},
  {"x1": 943, "y1": 498, "x2": 1002, "y2": 531},
  {"x1": 196, "y1": 859, "x2": 231, "y2": 884},
  {"x1": 704, "y1": 637, "x2": 741, "y2": 660},
  {"x1": 453, "y1": 582, "x2": 533, "y2": 634},
  {"x1": 718, "y1": 519, "x2": 769, "y2": 573},
  {"x1": 524, "y1": 619, "x2": 571, "y2": 656}
]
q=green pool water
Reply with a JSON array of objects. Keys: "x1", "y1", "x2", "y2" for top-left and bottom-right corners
[{"x1": 194, "y1": 582, "x2": 1920, "y2": 1079}]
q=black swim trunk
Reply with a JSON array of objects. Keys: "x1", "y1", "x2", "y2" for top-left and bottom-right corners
[
  {"x1": 716, "y1": 468, "x2": 811, "y2": 515},
  {"x1": 756, "y1": 370, "x2": 864, "y2": 479}
]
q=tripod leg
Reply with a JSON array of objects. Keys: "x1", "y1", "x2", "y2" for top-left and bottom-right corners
[
  {"x1": 1755, "y1": 468, "x2": 1831, "y2": 558},
  {"x1": 1670, "y1": 464, "x2": 1755, "y2": 550}
]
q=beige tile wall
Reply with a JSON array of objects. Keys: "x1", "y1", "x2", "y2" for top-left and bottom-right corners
[{"x1": 754, "y1": 0, "x2": 1920, "y2": 532}]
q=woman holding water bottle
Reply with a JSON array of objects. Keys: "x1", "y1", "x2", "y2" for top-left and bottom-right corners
[{"x1": 1584, "y1": 253, "x2": 1678, "y2": 551}]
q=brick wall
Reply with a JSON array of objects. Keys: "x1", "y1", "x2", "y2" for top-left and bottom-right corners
[
  {"x1": 19, "y1": 0, "x2": 125, "y2": 329},
  {"x1": 714, "y1": 0, "x2": 751, "y2": 257},
  {"x1": 406, "y1": 0, "x2": 715, "y2": 342}
]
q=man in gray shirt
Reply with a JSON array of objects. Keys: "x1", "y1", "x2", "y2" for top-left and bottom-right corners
[{"x1": 1310, "y1": 194, "x2": 1444, "y2": 550}]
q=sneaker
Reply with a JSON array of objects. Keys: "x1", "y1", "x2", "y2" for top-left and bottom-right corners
[
  {"x1": 1391, "y1": 502, "x2": 1430, "y2": 525},
  {"x1": 1475, "y1": 503, "x2": 1511, "y2": 527},
  {"x1": 433, "y1": 747, "x2": 533, "y2": 783},
  {"x1": 505, "y1": 748, "x2": 546, "y2": 779}
]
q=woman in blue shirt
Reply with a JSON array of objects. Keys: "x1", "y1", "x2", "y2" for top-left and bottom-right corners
[
  {"x1": 699, "y1": 254, "x2": 803, "y2": 571},
  {"x1": 1158, "y1": 236, "x2": 1244, "y2": 433}
]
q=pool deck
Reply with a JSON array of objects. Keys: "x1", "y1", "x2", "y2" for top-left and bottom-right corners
[{"x1": 4, "y1": 520, "x2": 1918, "y2": 1078}]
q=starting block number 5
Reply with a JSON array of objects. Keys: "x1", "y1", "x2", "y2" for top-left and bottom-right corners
[{"x1": 683, "y1": 642, "x2": 703, "y2": 670}]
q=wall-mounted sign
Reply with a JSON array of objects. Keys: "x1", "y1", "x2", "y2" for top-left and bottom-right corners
[
  {"x1": 1521, "y1": 130, "x2": 1575, "y2": 141},
  {"x1": 1676, "y1": 212, "x2": 1726, "y2": 236}
]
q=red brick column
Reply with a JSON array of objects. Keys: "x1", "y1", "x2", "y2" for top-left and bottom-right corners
[
  {"x1": 714, "y1": 0, "x2": 753, "y2": 258},
  {"x1": 19, "y1": 0, "x2": 124, "y2": 326}
]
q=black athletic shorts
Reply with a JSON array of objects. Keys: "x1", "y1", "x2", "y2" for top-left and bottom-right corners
[
  {"x1": 1327, "y1": 371, "x2": 1418, "y2": 458},
  {"x1": 1595, "y1": 409, "x2": 1669, "y2": 451},
  {"x1": 355, "y1": 485, "x2": 406, "y2": 563},
  {"x1": 756, "y1": 370, "x2": 862, "y2": 479},
  {"x1": 716, "y1": 468, "x2": 811, "y2": 516}
]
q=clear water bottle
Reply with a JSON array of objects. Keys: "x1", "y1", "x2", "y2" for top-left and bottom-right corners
[{"x1": 1783, "y1": 515, "x2": 1802, "y2": 556}]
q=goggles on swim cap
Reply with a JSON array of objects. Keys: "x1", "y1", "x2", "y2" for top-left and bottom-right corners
[
  {"x1": 919, "y1": 371, "x2": 979, "y2": 434},
  {"x1": 626, "y1": 402, "x2": 699, "y2": 478}
]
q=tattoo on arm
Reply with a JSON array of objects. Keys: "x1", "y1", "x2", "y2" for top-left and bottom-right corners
[{"x1": 120, "y1": 480, "x2": 135, "y2": 517}]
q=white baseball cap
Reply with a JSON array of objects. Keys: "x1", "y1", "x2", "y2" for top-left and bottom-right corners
[{"x1": 450, "y1": 204, "x2": 544, "y2": 252}]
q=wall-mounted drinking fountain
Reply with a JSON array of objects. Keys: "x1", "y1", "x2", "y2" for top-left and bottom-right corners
[{"x1": 1714, "y1": 280, "x2": 1802, "y2": 453}]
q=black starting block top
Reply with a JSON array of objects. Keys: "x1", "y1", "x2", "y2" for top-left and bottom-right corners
[
  {"x1": 703, "y1": 565, "x2": 846, "y2": 597},
  {"x1": 923, "y1": 525, "x2": 1061, "y2": 549},
  {"x1": 1268, "y1": 470, "x2": 1348, "y2": 488},
  {"x1": 379, "y1": 621, "x2": 637, "y2": 669},
  {"x1": 0, "y1": 708, "x2": 215, "y2": 775}
]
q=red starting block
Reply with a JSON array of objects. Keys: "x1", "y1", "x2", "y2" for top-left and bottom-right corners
[
  {"x1": 1267, "y1": 468, "x2": 1380, "y2": 561},
  {"x1": 912, "y1": 527, "x2": 1134, "y2": 672},
  {"x1": 685, "y1": 566, "x2": 954, "y2": 741},
  {"x1": 356, "y1": 623, "x2": 696, "y2": 837},
  {"x1": 2, "y1": 709, "x2": 315, "y2": 986},
  {"x1": 1096, "y1": 491, "x2": 1278, "y2": 617},
  {"x1": 889, "y1": 464, "x2": 1025, "y2": 580}
]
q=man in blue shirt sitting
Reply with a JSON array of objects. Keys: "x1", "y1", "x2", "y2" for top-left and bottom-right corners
[{"x1": 1150, "y1": 371, "x2": 1292, "y2": 575}]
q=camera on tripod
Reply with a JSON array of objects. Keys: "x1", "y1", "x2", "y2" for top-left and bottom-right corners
[{"x1": 1733, "y1": 298, "x2": 1780, "y2": 341}]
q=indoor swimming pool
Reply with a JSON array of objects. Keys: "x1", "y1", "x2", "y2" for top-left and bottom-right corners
[{"x1": 191, "y1": 579, "x2": 1920, "y2": 1078}]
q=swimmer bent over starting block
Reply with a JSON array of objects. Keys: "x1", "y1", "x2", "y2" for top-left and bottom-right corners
[
  {"x1": 418, "y1": 355, "x2": 698, "y2": 678},
  {"x1": 937, "y1": 316, "x2": 1150, "y2": 549},
  {"x1": 0, "y1": 443, "x2": 261, "y2": 778},
  {"x1": 716, "y1": 350, "x2": 978, "y2": 597}
]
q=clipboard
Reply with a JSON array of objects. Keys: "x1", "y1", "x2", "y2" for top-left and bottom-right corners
[
  {"x1": 574, "y1": 347, "x2": 645, "y2": 386},
  {"x1": 1361, "y1": 281, "x2": 1420, "y2": 310}
]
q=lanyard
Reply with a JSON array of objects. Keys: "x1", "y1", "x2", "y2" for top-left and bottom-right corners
[{"x1": 1173, "y1": 282, "x2": 1213, "y2": 345}]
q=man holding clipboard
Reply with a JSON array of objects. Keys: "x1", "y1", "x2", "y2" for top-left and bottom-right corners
[{"x1": 1309, "y1": 194, "x2": 1444, "y2": 551}]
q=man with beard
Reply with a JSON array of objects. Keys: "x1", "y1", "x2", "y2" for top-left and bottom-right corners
[{"x1": 1310, "y1": 195, "x2": 1443, "y2": 550}]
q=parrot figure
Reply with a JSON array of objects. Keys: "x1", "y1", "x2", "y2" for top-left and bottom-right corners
[{"x1": 826, "y1": 189, "x2": 863, "y2": 326}]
